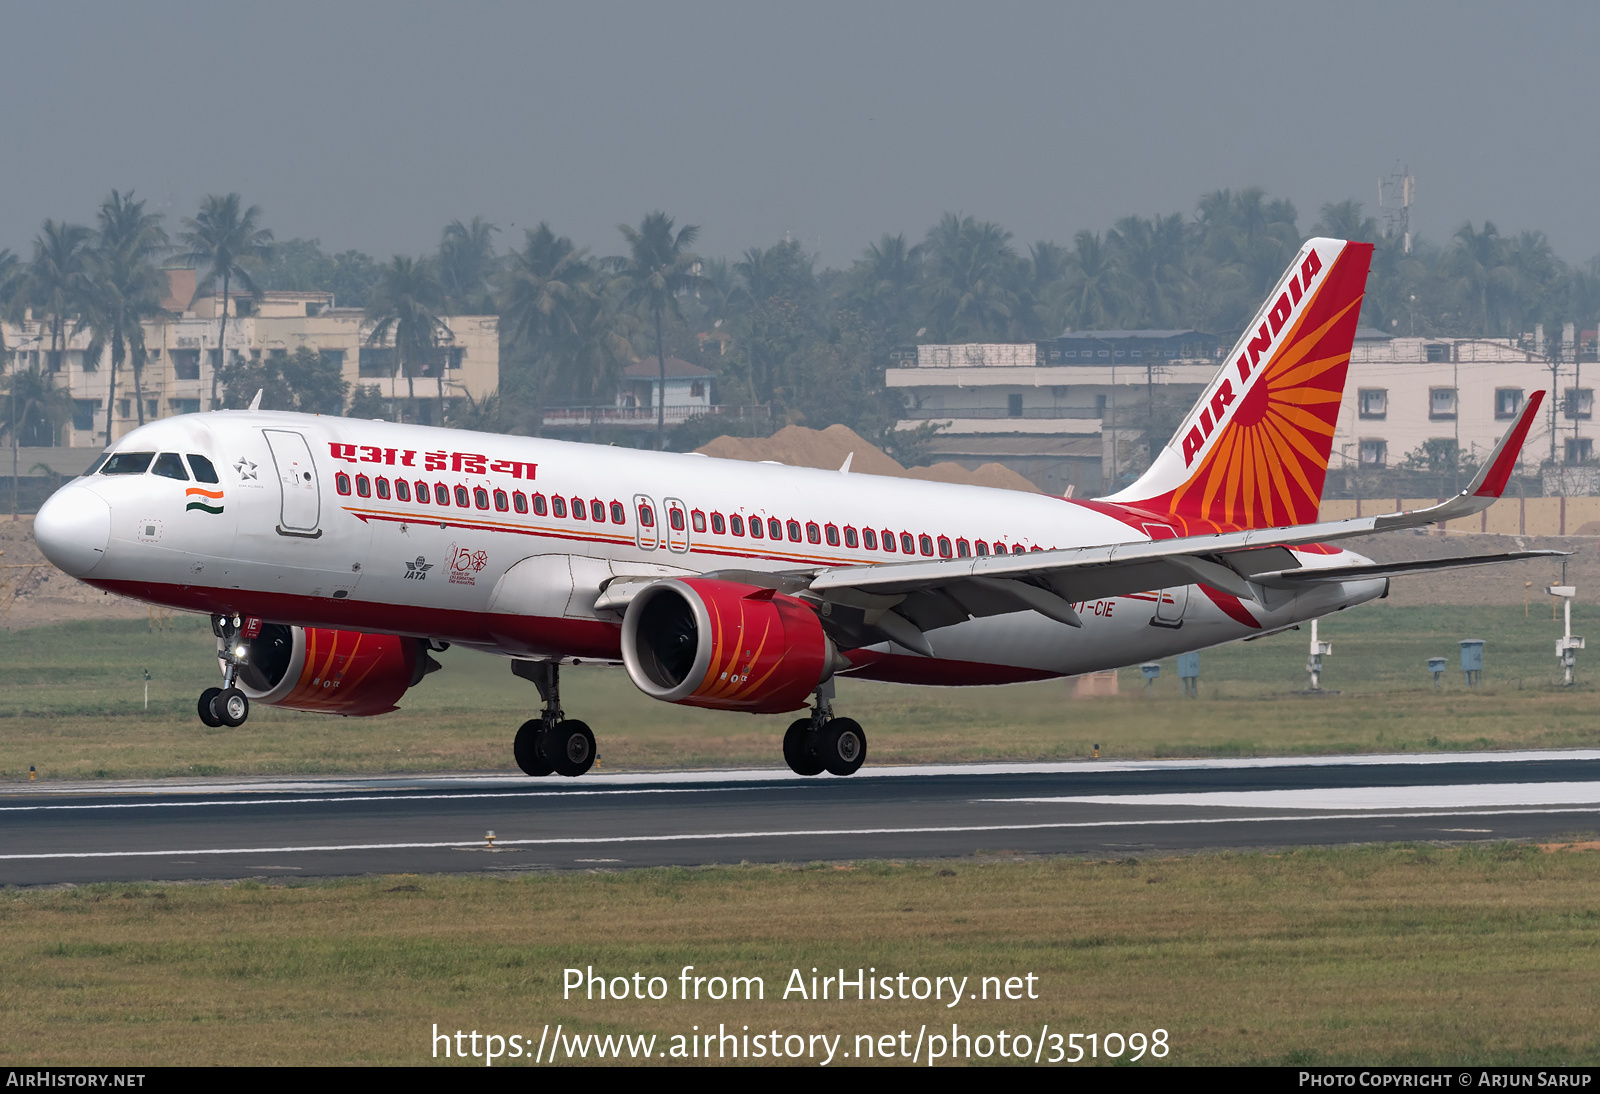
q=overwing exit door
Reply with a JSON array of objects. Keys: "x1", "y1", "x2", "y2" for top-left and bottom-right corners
[{"x1": 263, "y1": 429, "x2": 322, "y2": 537}]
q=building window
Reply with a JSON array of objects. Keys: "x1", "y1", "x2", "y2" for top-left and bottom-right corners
[
  {"x1": 1429, "y1": 387, "x2": 1457, "y2": 420},
  {"x1": 1359, "y1": 439, "x2": 1387, "y2": 467},
  {"x1": 320, "y1": 349, "x2": 345, "y2": 372},
  {"x1": 146, "y1": 399, "x2": 159, "y2": 419},
  {"x1": 72, "y1": 400, "x2": 98, "y2": 431},
  {"x1": 1495, "y1": 388, "x2": 1523, "y2": 420},
  {"x1": 169, "y1": 399, "x2": 201, "y2": 416},
  {"x1": 1564, "y1": 388, "x2": 1593, "y2": 420},
  {"x1": 359, "y1": 347, "x2": 395, "y2": 377},
  {"x1": 1358, "y1": 388, "x2": 1387, "y2": 420},
  {"x1": 1008, "y1": 393, "x2": 1023, "y2": 418},
  {"x1": 171, "y1": 350, "x2": 201, "y2": 380},
  {"x1": 118, "y1": 399, "x2": 131, "y2": 419},
  {"x1": 1567, "y1": 438, "x2": 1593, "y2": 463},
  {"x1": 690, "y1": 381, "x2": 704, "y2": 398},
  {"x1": 1425, "y1": 342, "x2": 1450, "y2": 362}
]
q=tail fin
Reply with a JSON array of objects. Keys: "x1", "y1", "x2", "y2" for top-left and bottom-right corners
[{"x1": 1104, "y1": 237, "x2": 1373, "y2": 529}]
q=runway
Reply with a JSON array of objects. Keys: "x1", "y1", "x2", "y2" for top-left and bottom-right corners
[{"x1": 5, "y1": 749, "x2": 1600, "y2": 886}]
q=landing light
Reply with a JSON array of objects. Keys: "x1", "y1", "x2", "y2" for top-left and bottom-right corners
[{"x1": 234, "y1": 645, "x2": 247, "y2": 659}]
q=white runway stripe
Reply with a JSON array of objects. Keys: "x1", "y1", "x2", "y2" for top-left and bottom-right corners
[
  {"x1": 989, "y1": 781, "x2": 1600, "y2": 811},
  {"x1": 3, "y1": 805, "x2": 1598, "y2": 861}
]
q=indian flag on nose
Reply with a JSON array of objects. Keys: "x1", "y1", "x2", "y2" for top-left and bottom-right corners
[{"x1": 185, "y1": 486, "x2": 224, "y2": 515}]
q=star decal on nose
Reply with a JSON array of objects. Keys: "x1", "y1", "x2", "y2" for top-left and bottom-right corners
[{"x1": 234, "y1": 458, "x2": 258, "y2": 480}]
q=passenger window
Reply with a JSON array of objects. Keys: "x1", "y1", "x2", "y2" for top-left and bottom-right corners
[
  {"x1": 711, "y1": 512, "x2": 726, "y2": 534},
  {"x1": 974, "y1": 540, "x2": 988, "y2": 557},
  {"x1": 863, "y1": 528, "x2": 877, "y2": 549},
  {"x1": 513, "y1": 492, "x2": 528, "y2": 514},
  {"x1": 749, "y1": 517, "x2": 764, "y2": 539},
  {"x1": 571, "y1": 497, "x2": 586, "y2": 520},
  {"x1": 956, "y1": 538, "x2": 970, "y2": 558},
  {"x1": 356, "y1": 474, "x2": 371, "y2": 498},
  {"x1": 376, "y1": 477, "x2": 391, "y2": 500},
  {"x1": 396, "y1": 479, "x2": 411, "y2": 502},
  {"x1": 335, "y1": 472, "x2": 352, "y2": 495},
  {"x1": 591, "y1": 499, "x2": 605, "y2": 522},
  {"x1": 637, "y1": 502, "x2": 653, "y2": 525},
  {"x1": 1012, "y1": 544, "x2": 1025, "y2": 554},
  {"x1": 531, "y1": 493, "x2": 546, "y2": 515},
  {"x1": 787, "y1": 520, "x2": 801, "y2": 542},
  {"x1": 473, "y1": 487, "x2": 489, "y2": 510},
  {"x1": 552, "y1": 495, "x2": 566, "y2": 517},
  {"x1": 1030, "y1": 545, "x2": 1043, "y2": 552},
  {"x1": 992, "y1": 542, "x2": 1007, "y2": 555},
  {"x1": 768, "y1": 518, "x2": 783, "y2": 540},
  {"x1": 152, "y1": 452, "x2": 189, "y2": 480},
  {"x1": 730, "y1": 514, "x2": 744, "y2": 536},
  {"x1": 669, "y1": 508, "x2": 685, "y2": 531},
  {"x1": 806, "y1": 522, "x2": 821, "y2": 544},
  {"x1": 494, "y1": 489, "x2": 509, "y2": 512},
  {"x1": 611, "y1": 501, "x2": 626, "y2": 524},
  {"x1": 100, "y1": 452, "x2": 155, "y2": 475},
  {"x1": 434, "y1": 483, "x2": 449, "y2": 505},
  {"x1": 454, "y1": 485, "x2": 470, "y2": 507},
  {"x1": 844, "y1": 526, "x2": 858, "y2": 548},
  {"x1": 187, "y1": 454, "x2": 220, "y2": 483},
  {"x1": 881, "y1": 530, "x2": 896, "y2": 553},
  {"x1": 937, "y1": 536, "x2": 952, "y2": 558},
  {"x1": 691, "y1": 510, "x2": 706, "y2": 533},
  {"x1": 920, "y1": 534, "x2": 934, "y2": 556},
  {"x1": 414, "y1": 480, "x2": 429, "y2": 503},
  {"x1": 825, "y1": 524, "x2": 840, "y2": 546},
  {"x1": 902, "y1": 533, "x2": 917, "y2": 554}
]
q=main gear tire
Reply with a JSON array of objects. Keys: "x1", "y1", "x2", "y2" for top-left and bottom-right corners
[
  {"x1": 547, "y1": 720, "x2": 596, "y2": 777},
  {"x1": 198, "y1": 688, "x2": 224, "y2": 727},
  {"x1": 514, "y1": 719, "x2": 555, "y2": 777},
  {"x1": 782, "y1": 718, "x2": 826, "y2": 776},
  {"x1": 818, "y1": 717, "x2": 866, "y2": 776}
]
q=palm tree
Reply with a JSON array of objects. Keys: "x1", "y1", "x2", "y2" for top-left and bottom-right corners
[
  {"x1": 922, "y1": 213, "x2": 1021, "y2": 341},
  {"x1": 0, "y1": 248, "x2": 28, "y2": 517},
  {"x1": 86, "y1": 191, "x2": 169, "y2": 440},
  {"x1": 177, "y1": 194, "x2": 273, "y2": 409},
  {"x1": 365, "y1": 256, "x2": 449, "y2": 423},
  {"x1": 1063, "y1": 230, "x2": 1121, "y2": 331},
  {"x1": 438, "y1": 217, "x2": 499, "y2": 314},
  {"x1": 27, "y1": 221, "x2": 93, "y2": 372},
  {"x1": 499, "y1": 224, "x2": 588, "y2": 430},
  {"x1": 616, "y1": 212, "x2": 703, "y2": 449}
]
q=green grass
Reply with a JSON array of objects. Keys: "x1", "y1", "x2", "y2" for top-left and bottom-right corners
[
  {"x1": 3, "y1": 601, "x2": 1599, "y2": 781},
  {"x1": 3, "y1": 846, "x2": 1600, "y2": 1065}
]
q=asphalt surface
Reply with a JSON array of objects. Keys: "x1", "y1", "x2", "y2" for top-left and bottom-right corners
[{"x1": 5, "y1": 750, "x2": 1600, "y2": 886}]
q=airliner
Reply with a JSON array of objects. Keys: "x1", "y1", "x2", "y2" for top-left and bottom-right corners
[{"x1": 30, "y1": 238, "x2": 1551, "y2": 778}]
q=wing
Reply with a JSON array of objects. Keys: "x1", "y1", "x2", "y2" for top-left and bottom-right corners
[{"x1": 780, "y1": 388, "x2": 1555, "y2": 654}]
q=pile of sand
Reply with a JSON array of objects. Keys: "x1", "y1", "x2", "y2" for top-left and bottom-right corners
[
  {"x1": 697, "y1": 424, "x2": 1042, "y2": 493},
  {"x1": 0, "y1": 517, "x2": 149, "y2": 629}
]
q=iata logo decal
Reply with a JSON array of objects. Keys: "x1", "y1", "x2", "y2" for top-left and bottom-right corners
[
  {"x1": 404, "y1": 556, "x2": 433, "y2": 580},
  {"x1": 185, "y1": 487, "x2": 224, "y2": 515},
  {"x1": 447, "y1": 544, "x2": 488, "y2": 586}
]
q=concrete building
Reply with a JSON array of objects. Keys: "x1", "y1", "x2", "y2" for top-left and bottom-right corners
[
  {"x1": 2, "y1": 270, "x2": 499, "y2": 448},
  {"x1": 888, "y1": 331, "x2": 1594, "y2": 498}
]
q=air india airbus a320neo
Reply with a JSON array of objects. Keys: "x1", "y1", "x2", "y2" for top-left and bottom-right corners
[{"x1": 31, "y1": 238, "x2": 1551, "y2": 778}]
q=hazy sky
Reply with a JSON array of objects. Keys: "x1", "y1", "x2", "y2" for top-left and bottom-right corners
[{"x1": 3, "y1": 1, "x2": 1597, "y2": 267}]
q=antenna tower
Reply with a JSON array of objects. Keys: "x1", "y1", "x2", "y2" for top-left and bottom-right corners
[{"x1": 1378, "y1": 165, "x2": 1415, "y2": 253}]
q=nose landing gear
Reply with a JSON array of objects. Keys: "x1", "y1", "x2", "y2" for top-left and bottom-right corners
[
  {"x1": 197, "y1": 614, "x2": 251, "y2": 727},
  {"x1": 782, "y1": 680, "x2": 866, "y2": 777},
  {"x1": 511, "y1": 661, "x2": 596, "y2": 778}
]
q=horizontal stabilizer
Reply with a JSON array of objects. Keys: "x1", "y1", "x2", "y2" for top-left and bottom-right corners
[{"x1": 1252, "y1": 550, "x2": 1565, "y2": 588}]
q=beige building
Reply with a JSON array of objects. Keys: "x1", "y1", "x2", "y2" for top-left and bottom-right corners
[{"x1": 2, "y1": 269, "x2": 499, "y2": 448}]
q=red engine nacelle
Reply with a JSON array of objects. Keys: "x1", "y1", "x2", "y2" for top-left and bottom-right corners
[
  {"x1": 227, "y1": 624, "x2": 434, "y2": 716},
  {"x1": 621, "y1": 578, "x2": 840, "y2": 713}
]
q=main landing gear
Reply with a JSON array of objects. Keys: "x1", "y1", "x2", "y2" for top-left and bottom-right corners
[
  {"x1": 198, "y1": 613, "x2": 251, "y2": 728},
  {"x1": 782, "y1": 680, "x2": 866, "y2": 777},
  {"x1": 511, "y1": 661, "x2": 595, "y2": 778}
]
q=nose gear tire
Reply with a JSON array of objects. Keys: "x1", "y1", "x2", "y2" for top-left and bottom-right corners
[
  {"x1": 211, "y1": 688, "x2": 250, "y2": 728},
  {"x1": 198, "y1": 688, "x2": 224, "y2": 728},
  {"x1": 782, "y1": 718, "x2": 826, "y2": 776},
  {"x1": 547, "y1": 720, "x2": 596, "y2": 777},
  {"x1": 514, "y1": 719, "x2": 555, "y2": 777},
  {"x1": 819, "y1": 717, "x2": 866, "y2": 776}
]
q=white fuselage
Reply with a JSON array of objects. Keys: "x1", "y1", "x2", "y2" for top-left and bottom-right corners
[{"x1": 34, "y1": 410, "x2": 1385, "y2": 687}]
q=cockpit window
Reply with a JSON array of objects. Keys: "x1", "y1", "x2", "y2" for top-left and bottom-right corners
[
  {"x1": 83, "y1": 452, "x2": 112, "y2": 477},
  {"x1": 100, "y1": 452, "x2": 155, "y2": 475},
  {"x1": 187, "y1": 454, "x2": 220, "y2": 483},
  {"x1": 152, "y1": 453, "x2": 190, "y2": 481}
]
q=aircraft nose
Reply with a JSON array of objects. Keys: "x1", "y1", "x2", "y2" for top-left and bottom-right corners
[{"x1": 34, "y1": 483, "x2": 111, "y2": 577}]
